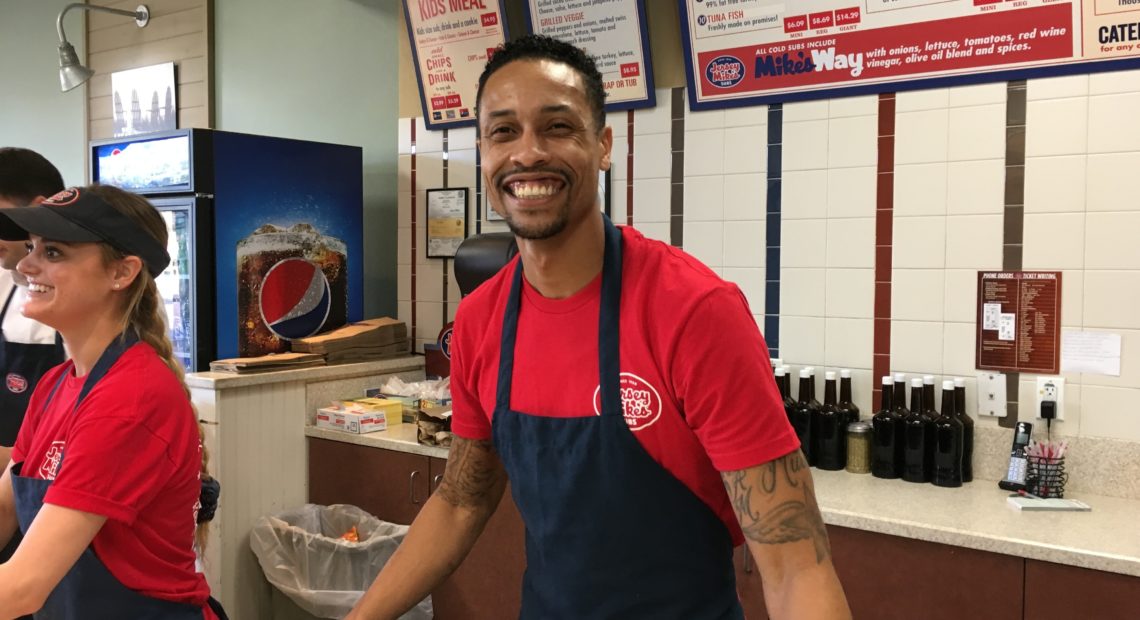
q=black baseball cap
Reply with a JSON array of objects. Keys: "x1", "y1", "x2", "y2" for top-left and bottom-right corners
[{"x1": 0, "y1": 187, "x2": 170, "y2": 277}]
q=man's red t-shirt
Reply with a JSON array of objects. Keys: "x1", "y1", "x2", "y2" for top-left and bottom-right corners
[{"x1": 451, "y1": 225, "x2": 800, "y2": 544}]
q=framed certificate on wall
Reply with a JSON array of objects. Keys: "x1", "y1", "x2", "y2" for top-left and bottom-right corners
[{"x1": 426, "y1": 188, "x2": 468, "y2": 258}]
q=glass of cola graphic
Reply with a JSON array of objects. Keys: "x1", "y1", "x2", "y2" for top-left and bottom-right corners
[{"x1": 237, "y1": 223, "x2": 348, "y2": 357}]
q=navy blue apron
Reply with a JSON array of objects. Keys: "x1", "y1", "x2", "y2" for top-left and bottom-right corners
[
  {"x1": 9, "y1": 333, "x2": 227, "y2": 620},
  {"x1": 0, "y1": 284, "x2": 65, "y2": 586},
  {"x1": 492, "y1": 216, "x2": 744, "y2": 619}
]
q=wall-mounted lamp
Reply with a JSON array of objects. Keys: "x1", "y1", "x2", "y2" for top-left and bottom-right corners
[{"x1": 57, "y1": 3, "x2": 150, "y2": 92}]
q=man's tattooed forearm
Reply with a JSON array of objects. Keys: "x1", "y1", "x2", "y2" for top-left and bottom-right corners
[
  {"x1": 722, "y1": 451, "x2": 831, "y2": 563},
  {"x1": 436, "y1": 438, "x2": 502, "y2": 508}
]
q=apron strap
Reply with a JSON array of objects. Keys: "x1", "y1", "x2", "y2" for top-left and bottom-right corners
[
  {"x1": 597, "y1": 217, "x2": 623, "y2": 417},
  {"x1": 42, "y1": 332, "x2": 139, "y2": 415},
  {"x1": 495, "y1": 216, "x2": 623, "y2": 415},
  {"x1": 0, "y1": 284, "x2": 16, "y2": 322}
]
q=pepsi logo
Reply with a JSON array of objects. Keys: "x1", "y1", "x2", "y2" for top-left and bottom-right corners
[
  {"x1": 6, "y1": 373, "x2": 27, "y2": 393},
  {"x1": 259, "y1": 258, "x2": 331, "y2": 340},
  {"x1": 592, "y1": 372, "x2": 663, "y2": 432},
  {"x1": 705, "y1": 55, "x2": 745, "y2": 88}
]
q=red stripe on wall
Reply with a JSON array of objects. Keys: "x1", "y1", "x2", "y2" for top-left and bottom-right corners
[
  {"x1": 410, "y1": 120, "x2": 417, "y2": 349},
  {"x1": 872, "y1": 93, "x2": 896, "y2": 410}
]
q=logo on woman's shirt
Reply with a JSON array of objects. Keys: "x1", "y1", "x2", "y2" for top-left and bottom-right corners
[{"x1": 39, "y1": 441, "x2": 64, "y2": 479}]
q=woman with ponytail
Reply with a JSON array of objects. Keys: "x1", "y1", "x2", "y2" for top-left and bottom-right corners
[{"x1": 0, "y1": 185, "x2": 225, "y2": 619}]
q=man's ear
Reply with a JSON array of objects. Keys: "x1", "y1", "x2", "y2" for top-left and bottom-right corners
[
  {"x1": 599, "y1": 125, "x2": 613, "y2": 172},
  {"x1": 29, "y1": 196, "x2": 48, "y2": 206}
]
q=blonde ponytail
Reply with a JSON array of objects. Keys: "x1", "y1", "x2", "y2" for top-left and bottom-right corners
[{"x1": 89, "y1": 185, "x2": 216, "y2": 554}]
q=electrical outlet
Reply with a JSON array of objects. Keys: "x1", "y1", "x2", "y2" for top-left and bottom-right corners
[
  {"x1": 1035, "y1": 376, "x2": 1065, "y2": 421},
  {"x1": 976, "y1": 372, "x2": 1007, "y2": 417}
]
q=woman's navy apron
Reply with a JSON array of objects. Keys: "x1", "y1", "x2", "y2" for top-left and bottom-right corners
[
  {"x1": 0, "y1": 284, "x2": 65, "y2": 585},
  {"x1": 9, "y1": 333, "x2": 227, "y2": 619},
  {"x1": 491, "y1": 216, "x2": 744, "y2": 619}
]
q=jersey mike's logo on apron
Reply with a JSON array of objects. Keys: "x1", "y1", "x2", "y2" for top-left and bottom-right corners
[
  {"x1": 593, "y1": 372, "x2": 663, "y2": 432},
  {"x1": 5, "y1": 373, "x2": 27, "y2": 393},
  {"x1": 39, "y1": 441, "x2": 64, "y2": 480}
]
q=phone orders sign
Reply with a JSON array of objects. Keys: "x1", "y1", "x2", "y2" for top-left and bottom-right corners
[{"x1": 976, "y1": 271, "x2": 1061, "y2": 374}]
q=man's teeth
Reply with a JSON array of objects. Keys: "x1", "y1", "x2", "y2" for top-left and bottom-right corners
[
  {"x1": 28, "y1": 283, "x2": 51, "y2": 293},
  {"x1": 510, "y1": 182, "x2": 560, "y2": 198}
]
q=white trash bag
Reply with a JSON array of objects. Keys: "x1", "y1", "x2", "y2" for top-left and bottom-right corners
[{"x1": 250, "y1": 504, "x2": 432, "y2": 619}]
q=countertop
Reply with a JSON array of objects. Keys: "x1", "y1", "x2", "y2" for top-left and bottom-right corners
[
  {"x1": 187, "y1": 355, "x2": 424, "y2": 389},
  {"x1": 306, "y1": 427, "x2": 1140, "y2": 578}
]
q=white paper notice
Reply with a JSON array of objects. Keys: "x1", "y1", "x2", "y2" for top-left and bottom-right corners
[
  {"x1": 998, "y1": 313, "x2": 1016, "y2": 341},
  {"x1": 1061, "y1": 330, "x2": 1122, "y2": 376},
  {"x1": 983, "y1": 303, "x2": 1002, "y2": 330}
]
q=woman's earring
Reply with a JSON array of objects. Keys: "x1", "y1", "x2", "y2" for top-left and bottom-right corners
[{"x1": 113, "y1": 283, "x2": 120, "y2": 290}]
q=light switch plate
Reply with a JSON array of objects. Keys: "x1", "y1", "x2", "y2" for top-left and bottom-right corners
[{"x1": 976, "y1": 372, "x2": 1007, "y2": 417}]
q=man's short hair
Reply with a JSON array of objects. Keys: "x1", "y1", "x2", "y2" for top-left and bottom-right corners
[
  {"x1": 476, "y1": 34, "x2": 607, "y2": 134},
  {"x1": 0, "y1": 148, "x2": 65, "y2": 205}
]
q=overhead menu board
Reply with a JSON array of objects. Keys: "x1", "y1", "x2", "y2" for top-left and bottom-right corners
[
  {"x1": 403, "y1": 0, "x2": 508, "y2": 129},
  {"x1": 679, "y1": 0, "x2": 1140, "y2": 110},
  {"x1": 976, "y1": 271, "x2": 1062, "y2": 375},
  {"x1": 523, "y1": 0, "x2": 656, "y2": 111}
]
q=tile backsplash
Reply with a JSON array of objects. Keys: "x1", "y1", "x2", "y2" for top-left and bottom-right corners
[{"x1": 396, "y1": 67, "x2": 1140, "y2": 497}]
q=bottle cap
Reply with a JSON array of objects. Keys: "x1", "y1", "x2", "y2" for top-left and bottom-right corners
[
  {"x1": 770, "y1": 357, "x2": 782, "y2": 368},
  {"x1": 775, "y1": 367, "x2": 786, "y2": 377},
  {"x1": 894, "y1": 373, "x2": 906, "y2": 382},
  {"x1": 840, "y1": 369, "x2": 851, "y2": 378},
  {"x1": 943, "y1": 380, "x2": 954, "y2": 390},
  {"x1": 824, "y1": 371, "x2": 836, "y2": 380},
  {"x1": 800, "y1": 369, "x2": 811, "y2": 378},
  {"x1": 881, "y1": 375, "x2": 892, "y2": 385},
  {"x1": 805, "y1": 366, "x2": 815, "y2": 374},
  {"x1": 911, "y1": 378, "x2": 923, "y2": 387},
  {"x1": 847, "y1": 421, "x2": 872, "y2": 434},
  {"x1": 954, "y1": 377, "x2": 965, "y2": 388},
  {"x1": 781, "y1": 365, "x2": 791, "y2": 374},
  {"x1": 923, "y1": 375, "x2": 935, "y2": 384}
]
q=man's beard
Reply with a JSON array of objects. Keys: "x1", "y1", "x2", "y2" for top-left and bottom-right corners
[{"x1": 502, "y1": 201, "x2": 571, "y2": 240}]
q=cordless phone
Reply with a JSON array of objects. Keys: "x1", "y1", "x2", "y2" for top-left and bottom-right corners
[{"x1": 999, "y1": 422, "x2": 1033, "y2": 491}]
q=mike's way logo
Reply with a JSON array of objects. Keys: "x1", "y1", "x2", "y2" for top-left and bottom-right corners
[{"x1": 593, "y1": 373, "x2": 662, "y2": 432}]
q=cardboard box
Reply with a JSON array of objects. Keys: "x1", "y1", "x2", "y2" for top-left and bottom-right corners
[
  {"x1": 365, "y1": 388, "x2": 421, "y2": 422},
  {"x1": 315, "y1": 398, "x2": 403, "y2": 434}
]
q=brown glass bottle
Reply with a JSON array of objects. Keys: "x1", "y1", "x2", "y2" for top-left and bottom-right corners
[
  {"x1": 953, "y1": 377, "x2": 975, "y2": 482},
  {"x1": 791, "y1": 370, "x2": 818, "y2": 465},
  {"x1": 903, "y1": 378, "x2": 933, "y2": 483},
  {"x1": 814, "y1": 372, "x2": 847, "y2": 470},
  {"x1": 932, "y1": 380, "x2": 964, "y2": 487},
  {"x1": 775, "y1": 367, "x2": 795, "y2": 423},
  {"x1": 871, "y1": 376, "x2": 904, "y2": 479},
  {"x1": 892, "y1": 373, "x2": 910, "y2": 418},
  {"x1": 921, "y1": 375, "x2": 939, "y2": 422},
  {"x1": 838, "y1": 368, "x2": 860, "y2": 424}
]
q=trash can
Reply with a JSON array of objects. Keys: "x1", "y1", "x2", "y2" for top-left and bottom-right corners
[{"x1": 250, "y1": 504, "x2": 432, "y2": 619}]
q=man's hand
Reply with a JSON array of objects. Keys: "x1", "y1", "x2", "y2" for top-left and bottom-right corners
[
  {"x1": 722, "y1": 450, "x2": 851, "y2": 619},
  {"x1": 346, "y1": 437, "x2": 507, "y2": 620}
]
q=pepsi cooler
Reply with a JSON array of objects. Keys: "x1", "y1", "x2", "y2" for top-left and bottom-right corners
[{"x1": 91, "y1": 129, "x2": 364, "y2": 370}]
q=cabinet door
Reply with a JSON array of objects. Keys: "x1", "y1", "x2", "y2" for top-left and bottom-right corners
[
  {"x1": 1025, "y1": 559, "x2": 1140, "y2": 619},
  {"x1": 308, "y1": 438, "x2": 431, "y2": 525},
  {"x1": 428, "y1": 457, "x2": 526, "y2": 620},
  {"x1": 829, "y1": 526, "x2": 1023, "y2": 620}
]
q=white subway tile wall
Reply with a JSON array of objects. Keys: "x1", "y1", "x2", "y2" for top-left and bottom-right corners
[{"x1": 396, "y1": 69, "x2": 1140, "y2": 444}]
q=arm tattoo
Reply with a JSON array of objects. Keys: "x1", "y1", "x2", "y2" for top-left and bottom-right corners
[
  {"x1": 722, "y1": 450, "x2": 831, "y2": 563},
  {"x1": 436, "y1": 437, "x2": 504, "y2": 509}
]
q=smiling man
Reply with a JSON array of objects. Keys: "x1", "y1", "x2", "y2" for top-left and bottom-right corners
[{"x1": 349, "y1": 35, "x2": 850, "y2": 619}]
